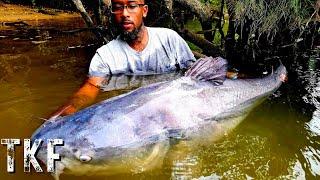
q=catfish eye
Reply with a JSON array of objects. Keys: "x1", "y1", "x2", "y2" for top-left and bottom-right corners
[{"x1": 79, "y1": 155, "x2": 92, "y2": 162}]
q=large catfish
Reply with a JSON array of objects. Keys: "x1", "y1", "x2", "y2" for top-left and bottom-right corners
[{"x1": 31, "y1": 57, "x2": 287, "y2": 178}]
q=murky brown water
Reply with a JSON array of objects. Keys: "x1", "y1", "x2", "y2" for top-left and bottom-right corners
[{"x1": 0, "y1": 18, "x2": 319, "y2": 179}]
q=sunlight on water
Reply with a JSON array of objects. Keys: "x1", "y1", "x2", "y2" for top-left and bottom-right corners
[
  {"x1": 301, "y1": 57, "x2": 320, "y2": 177},
  {"x1": 301, "y1": 146, "x2": 320, "y2": 176},
  {"x1": 192, "y1": 135, "x2": 271, "y2": 179},
  {"x1": 171, "y1": 154, "x2": 199, "y2": 179},
  {"x1": 306, "y1": 111, "x2": 320, "y2": 136}
]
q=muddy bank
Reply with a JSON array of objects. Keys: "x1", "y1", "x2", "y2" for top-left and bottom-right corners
[{"x1": 0, "y1": 4, "x2": 80, "y2": 29}]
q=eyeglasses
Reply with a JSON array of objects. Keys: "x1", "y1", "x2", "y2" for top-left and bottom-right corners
[{"x1": 111, "y1": 4, "x2": 145, "y2": 14}]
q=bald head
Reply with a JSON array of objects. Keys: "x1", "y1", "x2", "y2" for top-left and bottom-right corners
[{"x1": 111, "y1": 0, "x2": 145, "y2": 4}]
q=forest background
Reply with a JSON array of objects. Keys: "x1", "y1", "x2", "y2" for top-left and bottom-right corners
[{"x1": 1, "y1": 0, "x2": 319, "y2": 69}]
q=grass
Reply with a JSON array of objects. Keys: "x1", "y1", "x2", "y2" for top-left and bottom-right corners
[{"x1": 232, "y1": 0, "x2": 313, "y2": 43}]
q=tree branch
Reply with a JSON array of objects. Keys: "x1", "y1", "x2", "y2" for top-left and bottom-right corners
[
  {"x1": 174, "y1": 0, "x2": 211, "y2": 21},
  {"x1": 71, "y1": 0, "x2": 109, "y2": 44}
]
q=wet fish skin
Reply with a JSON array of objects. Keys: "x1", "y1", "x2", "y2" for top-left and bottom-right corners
[{"x1": 31, "y1": 59, "x2": 287, "y2": 177}]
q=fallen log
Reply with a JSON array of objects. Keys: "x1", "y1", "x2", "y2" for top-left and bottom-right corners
[
  {"x1": 192, "y1": 50, "x2": 206, "y2": 59},
  {"x1": 180, "y1": 29, "x2": 222, "y2": 57},
  {"x1": 2, "y1": 21, "x2": 30, "y2": 27}
]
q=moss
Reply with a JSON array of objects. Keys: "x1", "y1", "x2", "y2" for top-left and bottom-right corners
[{"x1": 185, "y1": 19, "x2": 203, "y2": 34}]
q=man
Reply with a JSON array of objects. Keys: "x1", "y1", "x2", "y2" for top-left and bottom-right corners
[{"x1": 50, "y1": 0, "x2": 196, "y2": 118}]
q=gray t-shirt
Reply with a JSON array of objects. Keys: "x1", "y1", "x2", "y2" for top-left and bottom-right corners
[{"x1": 88, "y1": 27, "x2": 196, "y2": 77}]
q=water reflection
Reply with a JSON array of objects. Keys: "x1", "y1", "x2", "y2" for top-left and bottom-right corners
[
  {"x1": 295, "y1": 51, "x2": 320, "y2": 178},
  {"x1": 100, "y1": 72, "x2": 183, "y2": 92}
]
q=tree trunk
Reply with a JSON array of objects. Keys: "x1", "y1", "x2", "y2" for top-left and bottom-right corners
[
  {"x1": 200, "y1": 20, "x2": 214, "y2": 42},
  {"x1": 215, "y1": 0, "x2": 225, "y2": 46},
  {"x1": 225, "y1": 0, "x2": 236, "y2": 61}
]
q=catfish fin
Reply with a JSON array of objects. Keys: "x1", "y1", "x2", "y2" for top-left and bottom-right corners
[{"x1": 185, "y1": 56, "x2": 227, "y2": 85}]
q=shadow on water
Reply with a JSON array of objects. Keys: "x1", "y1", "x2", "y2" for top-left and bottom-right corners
[{"x1": 0, "y1": 17, "x2": 320, "y2": 179}]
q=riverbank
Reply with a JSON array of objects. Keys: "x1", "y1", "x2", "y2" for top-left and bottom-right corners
[{"x1": 0, "y1": 3, "x2": 80, "y2": 29}]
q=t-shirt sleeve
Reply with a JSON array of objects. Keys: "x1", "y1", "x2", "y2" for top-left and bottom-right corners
[
  {"x1": 172, "y1": 31, "x2": 196, "y2": 69},
  {"x1": 88, "y1": 51, "x2": 111, "y2": 77}
]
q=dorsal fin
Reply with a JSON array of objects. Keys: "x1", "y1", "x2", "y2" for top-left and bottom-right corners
[{"x1": 185, "y1": 56, "x2": 227, "y2": 85}]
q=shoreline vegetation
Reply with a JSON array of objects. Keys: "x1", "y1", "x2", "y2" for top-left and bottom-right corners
[{"x1": 0, "y1": 1, "x2": 319, "y2": 64}]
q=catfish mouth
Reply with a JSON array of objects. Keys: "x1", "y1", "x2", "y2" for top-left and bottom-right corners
[
  {"x1": 53, "y1": 160, "x2": 66, "y2": 178},
  {"x1": 52, "y1": 155, "x2": 93, "y2": 177},
  {"x1": 36, "y1": 149, "x2": 67, "y2": 178}
]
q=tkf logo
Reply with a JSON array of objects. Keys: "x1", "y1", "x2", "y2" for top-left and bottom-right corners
[{"x1": 1, "y1": 139, "x2": 63, "y2": 173}]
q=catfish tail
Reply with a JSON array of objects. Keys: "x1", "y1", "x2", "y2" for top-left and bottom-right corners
[{"x1": 185, "y1": 56, "x2": 227, "y2": 85}]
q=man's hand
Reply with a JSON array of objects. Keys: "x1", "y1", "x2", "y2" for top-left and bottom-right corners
[
  {"x1": 48, "y1": 76, "x2": 106, "y2": 120},
  {"x1": 48, "y1": 104, "x2": 77, "y2": 120},
  {"x1": 280, "y1": 73, "x2": 288, "y2": 82}
]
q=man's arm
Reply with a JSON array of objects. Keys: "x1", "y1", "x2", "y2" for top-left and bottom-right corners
[{"x1": 49, "y1": 76, "x2": 106, "y2": 118}]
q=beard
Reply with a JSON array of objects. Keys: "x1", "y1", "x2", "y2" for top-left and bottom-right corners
[{"x1": 118, "y1": 23, "x2": 143, "y2": 42}]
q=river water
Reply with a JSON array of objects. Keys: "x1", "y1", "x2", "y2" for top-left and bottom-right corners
[{"x1": 0, "y1": 17, "x2": 319, "y2": 179}]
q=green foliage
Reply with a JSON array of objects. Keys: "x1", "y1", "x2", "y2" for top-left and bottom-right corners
[
  {"x1": 213, "y1": 20, "x2": 229, "y2": 45},
  {"x1": 185, "y1": 19, "x2": 203, "y2": 33},
  {"x1": 185, "y1": 20, "x2": 204, "y2": 51},
  {"x1": 231, "y1": 0, "x2": 315, "y2": 42},
  {"x1": 185, "y1": 18, "x2": 229, "y2": 47},
  {"x1": 291, "y1": 0, "x2": 301, "y2": 14},
  {"x1": 187, "y1": 41, "x2": 203, "y2": 51},
  {"x1": 200, "y1": 0, "x2": 221, "y2": 9}
]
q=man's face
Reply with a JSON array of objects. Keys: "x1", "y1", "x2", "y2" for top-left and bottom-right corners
[{"x1": 111, "y1": 0, "x2": 148, "y2": 41}]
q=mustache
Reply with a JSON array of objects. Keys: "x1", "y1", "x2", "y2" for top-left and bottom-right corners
[{"x1": 121, "y1": 19, "x2": 133, "y2": 24}]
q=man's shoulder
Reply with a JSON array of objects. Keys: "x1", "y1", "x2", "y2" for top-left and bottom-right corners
[
  {"x1": 148, "y1": 27, "x2": 179, "y2": 37},
  {"x1": 96, "y1": 38, "x2": 123, "y2": 53}
]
